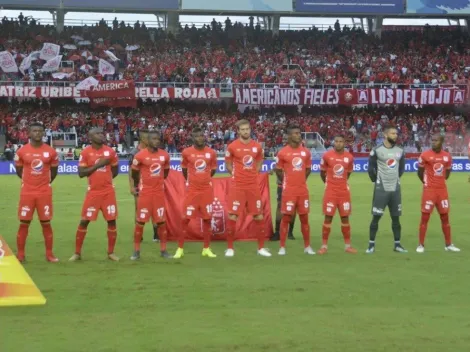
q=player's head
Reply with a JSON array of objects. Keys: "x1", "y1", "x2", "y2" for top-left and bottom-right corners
[
  {"x1": 287, "y1": 125, "x2": 302, "y2": 145},
  {"x1": 431, "y1": 134, "x2": 444, "y2": 152},
  {"x1": 191, "y1": 127, "x2": 205, "y2": 148},
  {"x1": 29, "y1": 122, "x2": 44, "y2": 143},
  {"x1": 333, "y1": 135, "x2": 345, "y2": 152},
  {"x1": 282, "y1": 133, "x2": 288, "y2": 146},
  {"x1": 88, "y1": 128, "x2": 105, "y2": 146},
  {"x1": 139, "y1": 129, "x2": 149, "y2": 147},
  {"x1": 147, "y1": 130, "x2": 161, "y2": 150},
  {"x1": 236, "y1": 119, "x2": 251, "y2": 140},
  {"x1": 383, "y1": 125, "x2": 398, "y2": 146}
]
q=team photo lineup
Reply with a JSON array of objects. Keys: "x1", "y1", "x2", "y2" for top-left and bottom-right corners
[{"x1": 12, "y1": 119, "x2": 461, "y2": 263}]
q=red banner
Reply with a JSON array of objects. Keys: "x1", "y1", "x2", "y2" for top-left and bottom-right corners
[
  {"x1": 163, "y1": 172, "x2": 273, "y2": 242},
  {"x1": 86, "y1": 80, "x2": 137, "y2": 108},
  {"x1": 0, "y1": 85, "x2": 220, "y2": 100},
  {"x1": 234, "y1": 88, "x2": 466, "y2": 106}
]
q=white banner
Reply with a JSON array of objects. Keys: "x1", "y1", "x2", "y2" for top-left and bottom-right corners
[
  {"x1": 19, "y1": 55, "x2": 32, "y2": 75},
  {"x1": 98, "y1": 59, "x2": 115, "y2": 76},
  {"x1": 41, "y1": 55, "x2": 62, "y2": 72},
  {"x1": 0, "y1": 51, "x2": 18, "y2": 73},
  {"x1": 104, "y1": 50, "x2": 119, "y2": 62},
  {"x1": 40, "y1": 43, "x2": 61, "y2": 61},
  {"x1": 76, "y1": 76, "x2": 99, "y2": 91}
]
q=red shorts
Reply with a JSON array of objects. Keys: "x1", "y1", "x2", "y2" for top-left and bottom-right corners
[
  {"x1": 281, "y1": 193, "x2": 309, "y2": 215},
  {"x1": 18, "y1": 193, "x2": 53, "y2": 221},
  {"x1": 81, "y1": 191, "x2": 118, "y2": 221},
  {"x1": 421, "y1": 189, "x2": 449, "y2": 214},
  {"x1": 183, "y1": 189, "x2": 214, "y2": 220},
  {"x1": 136, "y1": 194, "x2": 166, "y2": 223},
  {"x1": 227, "y1": 188, "x2": 262, "y2": 216},
  {"x1": 323, "y1": 192, "x2": 352, "y2": 217}
]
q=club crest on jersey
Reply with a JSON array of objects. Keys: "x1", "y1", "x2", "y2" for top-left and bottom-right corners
[
  {"x1": 150, "y1": 163, "x2": 162, "y2": 176},
  {"x1": 43, "y1": 152, "x2": 49, "y2": 158},
  {"x1": 104, "y1": 151, "x2": 110, "y2": 156},
  {"x1": 333, "y1": 164, "x2": 344, "y2": 177},
  {"x1": 433, "y1": 163, "x2": 444, "y2": 175},
  {"x1": 194, "y1": 159, "x2": 207, "y2": 172},
  {"x1": 31, "y1": 159, "x2": 43, "y2": 173},
  {"x1": 386, "y1": 159, "x2": 397, "y2": 169},
  {"x1": 443, "y1": 156, "x2": 449, "y2": 162},
  {"x1": 292, "y1": 157, "x2": 303, "y2": 171},
  {"x1": 242, "y1": 155, "x2": 254, "y2": 168}
]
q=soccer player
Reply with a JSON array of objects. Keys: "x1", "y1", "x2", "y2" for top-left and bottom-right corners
[
  {"x1": 318, "y1": 135, "x2": 357, "y2": 254},
  {"x1": 225, "y1": 119, "x2": 270, "y2": 257},
  {"x1": 128, "y1": 129, "x2": 159, "y2": 242},
  {"x1": 70, "y1": 128, "x2": 120, "y2": 262},
  {"x1": 416, "y1": 134, "x2": 460, "y2": 253},
  {"x1": 14, "y1": 122, "x2": 59, "y2": 262},
  {"x1": 275, "y1": 126, "x2": 314, "y2": 255},
  {"x1": 367, "y1": 125, "x2": 407, "y2": 253},
  {"x1": 130, "y1": 130, "x2": 171, "y2": 260},
  {"x1": 173, "y1": 127, "x2": 217, "y2": 259},
  {"x1": 270, "y1": 134, "x2": 296, "y2": 242}
]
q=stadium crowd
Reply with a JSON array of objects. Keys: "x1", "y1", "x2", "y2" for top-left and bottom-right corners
[
  {"x1": 0, "y1": 15, "x2": 470, "y2": 86},
  {"x1": 1, "y1": 100, "x2": 468, "y2": 157}
]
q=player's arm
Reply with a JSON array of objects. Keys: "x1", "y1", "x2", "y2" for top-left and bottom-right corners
[
  {"x1": 398, "y1": 152, "x2": 405, "y2": 178},
  {"x1": 128, "y1": 151, "x2": 136, "y2": 191},
  {"x1": 320, "y1": 155, "x2": 327, "y2": 183},
  {"x1": 181, "y1": 151, "x2": 188, "y2": 180},
  {"x1": 78, "y1": 158, "x2": 110, "y2": 178},
  {"x1": 417, "y1": 155, "x2": 425, "y2": 184},
  {"x1": 111, "y1": 151, "x2": 119, "y2": 179},
  {"x1": 368, "y1": 149, "x2": 378, "y2": 182},
  {"x1": 256, "y1": 148, "x2": 264, "y2": 173},
  {"x1": 210, "y1": 151, "x2": 217, "y2": 177},
  {"x1": 347, "y1": 156, "x2": 354, "y2": 179},
  {"x1": 275, "y1": 152, "x2": 284, "y2": 182},
  {"x1": 50, "y1": 150, "x2": 59, "y2": 183},
  {"x1": 225, "y1": 146, "x2": 234, "y2": 175},
  {"x1": 14, "y1": 152, "x2": 23, "y2": 179},
  {"x1": 446, "y1": 155, "x2": 452, "y2": 180},
  {"x1": 131, "y1": 156, "x2": 141, "y2": 189},
  {"x1": 305, "y1": 150, "x2": 312, "y2": 179},
  {"x1": 163, "y1": 153, "x2": 170, "y2": 179}
]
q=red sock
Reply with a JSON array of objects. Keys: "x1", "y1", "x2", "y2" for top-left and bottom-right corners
[
  {"x1": 134, "y1": 224, "x2": 144, "y2": 251},
  {"x1": 179, "y1": 219, "x2": 190, "y2": 249},
  {"x1": 226, "y1": 219, "x2": 236, "y2": 249},
  {"x1": 16, "y1": 223, "x2": 30, "y2": 257},
  {"x1": 280, "y1": 215, "x2": 290, "y2": 248},
  {"x1": 75, "y1": 225, "x2": 87, "y2": 254},
  {"x1": 107, "y1": 225, "x2": 117, "y2": 254},
  {"x1": 440, "y1": 213, "x2": 452, "y2": 246},
  {"x1": 341, "y1": 222, "x2": 351, "y2": 245},
  {"x1": 419, "y1": 213, "x2": 430, "y2": 246},
  {"x1": 299, "y1": 214, "x2": 310, "y2": 248},
  {"x1": 202, "y1": 219, "x2": 212, "y2": 249},
  {"x1": 41, "y1": 222, "x2": 54, "y2": 256},
  {"x1": 159, "y1": 223, "x2": 168, "y2": 251},
  {"x1": 322, "y1": 222, "x2": 331, "y2": 246},
  {"x1": 255, "y1": 220, "x2": 265, "y2": 250}
]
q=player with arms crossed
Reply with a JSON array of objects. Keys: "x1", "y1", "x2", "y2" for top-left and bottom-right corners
[
  {"x1": 367, "y1": 125, "x2": 407, "y2": 253},
  {"x1": 173, "y1": 127, "x2": 218, "y2": 259},
  {"x1": 319, "y1": 135, "x2": 357, "y2": 254},
  {"x1": 275, "y1": 126, "x2": 314, "y2": 255},
  {"x1": 128, "y1": 129, "x2": 159, "y2": 242},
  {"x1": 131, "y1": 130, "x2": 171, "y2": 260},
  {"x1": 416, "y1": 134, "x2": 460, "y2": 253},
  {"x1": 70, "y1": 128, "x2": 120, "y2": 262},
  {"x1": 14, "y1": 122, "x2": 59, "y2": 262},
  {"x1": 225, "y1": 119, "x2": 270, "y2": 257}
]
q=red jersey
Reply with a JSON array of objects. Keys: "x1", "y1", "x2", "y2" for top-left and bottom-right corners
[
  {"x1": 418, "y1": 149, "x2": 451, "y2": 190},
  {"x1": 225, "y1": 139, "x2": 263, "y2": 189},
  {"x1": 275, "y1": 145, "x2": 311, "y2": 195},
  {"x1": 181, "y1": 146, "x2": 217, "y2": 191},
  {"x1": 320, "y1": 150, "x2": 354, "y2": 194},
  {"x1": 79, "y1": 145, "x2": 118, "y2": 194},
  {"x1": 132, "y1": 148, "x2": 170, "y2": 195},
  {"x1": 14, "y1": 143, "x2": 59, "y2": 195}
]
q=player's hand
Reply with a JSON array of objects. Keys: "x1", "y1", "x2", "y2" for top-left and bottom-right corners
[
  {"x1": 96, "y1": 158, "x2": 111, "y2": 168},
  {"x1": 268, "y1": 170, "x2": 274, "y2": 175},
  {"x1": 130, "y1": 187, "x2": 139, "y2": 196}
]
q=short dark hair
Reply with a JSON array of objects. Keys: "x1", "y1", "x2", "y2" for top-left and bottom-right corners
[
  {"x1": 148, "y1": 130, "x2": 161, "y2": 138},
  {"x1": 236, "y1": 119, "x2": 250, "y2": 130},
  {"x1": 29, "y1": 122, "x2": 44, "y2": 130},
  {"x1": 192, "y1": 127, "x2": 203, "y2": 134},
  {"x1": 287, "y1": 125, "x2": 301, "y2": 134},
  {"x1": 383, "y1": 125, "x2": 397, "y2": 133},
  {"x1": 334, "y1": 134, "x2": 345, "y2": 140}
]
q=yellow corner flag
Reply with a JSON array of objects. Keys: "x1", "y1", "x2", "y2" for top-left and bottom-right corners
[{"x1": 0, "y1": 236, "x2": 46, "y2": 307}]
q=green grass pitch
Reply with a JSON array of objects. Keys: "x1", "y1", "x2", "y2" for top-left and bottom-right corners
[{"x1": 2, "y1": 172, "x2": 470, "y2": 352}]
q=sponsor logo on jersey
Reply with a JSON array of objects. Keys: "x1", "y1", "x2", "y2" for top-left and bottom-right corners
[
  {"x1": 333, "y1": 164, "x2": 344, "y2": 176},
  {"x1": 292, "y1": 157, "x2": 303, "y2": 170},
  {"x1": 31, "y1": 159, "x2": 43, "y2": 173},
  {"x1": 150, "y1": 163, "x2": 162, "y2": 176},
  {"x1": 242, "y1": 155, "x2": 254, "y2": 168},
  {"x1": 433, "y1": 163, "x2": 444, "y2": 175},
  {"x1": 195, "y1": 159, "x2": 207, "y2": 172},
  {"x1": 386, "y1": 159, "x2": 397, "y2": 169}
]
